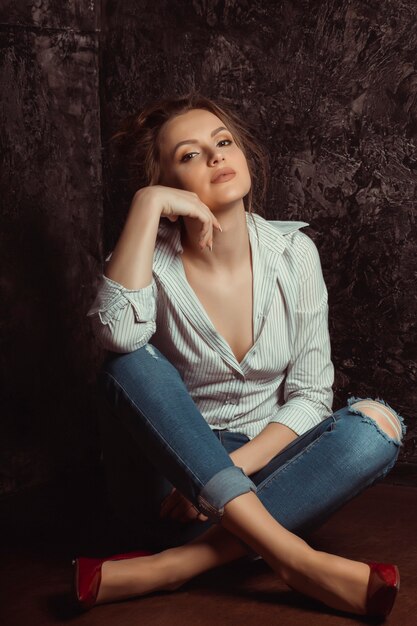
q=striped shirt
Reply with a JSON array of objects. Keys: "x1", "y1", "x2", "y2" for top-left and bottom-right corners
[{"x1": 87, "y1": 211, "x2": 334, "y2": 440}]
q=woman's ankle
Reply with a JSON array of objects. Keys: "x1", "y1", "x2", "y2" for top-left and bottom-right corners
[{"x1": 282, "y1": 551, "x2": 370, "y2": 614}]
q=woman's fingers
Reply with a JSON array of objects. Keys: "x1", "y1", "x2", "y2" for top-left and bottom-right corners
[
  {"x1": 173, "y1": 499, "x2": 209, "y2": 523},
  {"x1": 160, "y1": 487, "x2": 191, "y2": 519},
  {"x1": 156, "y1": 186, "x2": 222, "y2": 252},
  {"x1": 198, "y1": 210, "x2": 221, "y2": 251},
  {"x1": 159, "y1": 486, "x2": 178, "y2": 518},
  {"x1": 176, "y1": 502, "x2": 199, "y2": 522},
  {"x1": 199, "y1": 217, "x2": 212, "y2": 250},
  {"x1": 165, "y1": 498, "x2": 194, "y2": 522},
  {"x1": 159, "y1": 487, "x2": 209, "y2": 523}
]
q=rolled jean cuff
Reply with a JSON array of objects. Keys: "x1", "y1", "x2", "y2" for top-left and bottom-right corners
[{"x1": 197, "y1": 465, "x2": 258, "y2": 523}]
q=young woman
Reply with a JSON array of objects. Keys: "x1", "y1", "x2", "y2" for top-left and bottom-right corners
[{"x1": 76, "y1": 92, "x2": 406, "y2": 618}]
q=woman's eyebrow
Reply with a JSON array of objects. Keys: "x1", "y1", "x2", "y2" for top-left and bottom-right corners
[{"x1": 172, "y1": 126, "x2": 229, "y2": 157}]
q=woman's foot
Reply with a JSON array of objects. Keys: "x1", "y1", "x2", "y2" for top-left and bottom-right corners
[
  {"x1": 283, "y1": 553, "x2": 400, "y2": 617},
  {"x1": 218, "y1": 490, "x2": 394, "y2": 617},
  {"x1": 93, "y1": 542, "x2": 398, "y2": 619},
  {"x1": 95, "y1": 551, "x2": 187, "y2": 605},
  {"x1": 281, "y1": 550, "x2": 373, "y2": 615}
]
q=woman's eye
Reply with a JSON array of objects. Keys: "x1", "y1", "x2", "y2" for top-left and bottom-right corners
[
  {"x1": 217, "y1": 139, "x2": 232, "y2": 147},
  {"x1": 180, "y1": 152, "x2": 198, "y2": 162},
  {"x1": 180, "y1": 139, "x2": 232, "y2": 163}
]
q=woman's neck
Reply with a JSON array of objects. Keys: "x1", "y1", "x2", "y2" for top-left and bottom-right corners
[{"x1": 180, "y1": 207, "x2": 251, "y2": 273}]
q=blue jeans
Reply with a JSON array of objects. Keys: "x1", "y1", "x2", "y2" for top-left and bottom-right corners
[{"x1": 98, "y1": 343, "x2": 407, "y2": 556}]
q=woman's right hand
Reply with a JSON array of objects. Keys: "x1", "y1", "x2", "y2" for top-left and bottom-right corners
[
  {"x1": 134, "y1": 185, "x2": 223, "y2": 252},
  {"x1": 159, "y1": 486, "x2": 209, "y2": 523}
]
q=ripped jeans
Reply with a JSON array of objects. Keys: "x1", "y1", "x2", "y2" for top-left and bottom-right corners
[{"x1": 97, "y1": 343, "x2": 407, "y2": 555}]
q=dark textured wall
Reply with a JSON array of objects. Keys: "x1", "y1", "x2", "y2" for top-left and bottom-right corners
[
  {"x1": 0, "y1": 1, "x2": 103, "y2": 495},
  {"x1": 1, "y1": 0, "x2": 416, "y2": 498},
  {"x1": 101, "y1": 0, "x2": 417, "y2": 464}
]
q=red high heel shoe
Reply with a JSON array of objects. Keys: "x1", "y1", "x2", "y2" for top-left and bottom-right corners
[
  {"x1": 364, "y1": 562, "x2": 400, "y2": 618},
  {"x1": 72, "y1": 549, "x2": 154, "y2": 611}
]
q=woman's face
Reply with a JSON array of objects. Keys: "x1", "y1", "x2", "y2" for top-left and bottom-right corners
[{"x1": 157, "y1": 108, "x2": 252, "y2": 211}]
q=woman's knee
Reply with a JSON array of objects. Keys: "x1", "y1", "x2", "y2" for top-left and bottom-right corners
[
  {"x1": 97, "y1": 344, "x2": 154, "y2": 402},
  {"x1": 327, "y1": 397, "x2": 406, "y2": 484},
  {"x1": 98, "y1": 342, "x2": 186, "y2": 412},
  {"x1": 99, "y1": 342, "x2": 172, "y2": 386},
  {"x1": 347, "y1": 397, "x2": 407, "y2": 446}
]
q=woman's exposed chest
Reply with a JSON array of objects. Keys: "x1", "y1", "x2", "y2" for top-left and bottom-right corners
[{"x1": 180, "y1": 255, "x2": 254, "y2": 364}]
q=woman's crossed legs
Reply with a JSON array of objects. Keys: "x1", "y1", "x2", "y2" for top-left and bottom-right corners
[{"x1": 96, "y1": 344, "x2": 406, "y2": 614}]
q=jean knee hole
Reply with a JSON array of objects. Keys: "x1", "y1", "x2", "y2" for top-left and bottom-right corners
[
  {"x1": 363, "y1": 415, "x2": 401, "y2": 446},
  {"x1": 348, "y1": 404, "x2": 402, "y2": 446}
]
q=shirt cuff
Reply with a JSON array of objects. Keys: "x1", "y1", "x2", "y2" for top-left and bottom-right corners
[
  {"x1": 269, "y1": 400, "x2": 328, "y2": 436},
  {"x1": 87, "y1": 274, "x2": 157, "y2": 325}
]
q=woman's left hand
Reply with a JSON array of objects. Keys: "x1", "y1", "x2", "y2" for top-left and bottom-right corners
[{"x1": 159, "y1": 487, "x2": 209, "y2": 523}]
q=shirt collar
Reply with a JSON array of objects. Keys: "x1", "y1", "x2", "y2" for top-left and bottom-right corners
[
  {"x1": 247, "y1": 212, "x2": 309, "y2": 257},
  {"x1": 155, "y1": 211, "x2": 309, "y2": 264}
]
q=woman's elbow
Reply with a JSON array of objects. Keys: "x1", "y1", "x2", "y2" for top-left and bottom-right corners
[{"x1": 91, "y1": 318, "x2": 157, "y2": 353}]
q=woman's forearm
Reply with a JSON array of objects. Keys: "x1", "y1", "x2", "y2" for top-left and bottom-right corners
[
  {"x1": 104, "y1": 189, "x2": 162, "y2": 290},
  {"x1": 229, "y1": 422, "x2": 298, "y2": 476}
]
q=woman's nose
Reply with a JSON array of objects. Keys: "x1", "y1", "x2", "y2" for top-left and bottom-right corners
[{"x1": 209, "y1": 151, "x2": 225, "y2": 165}]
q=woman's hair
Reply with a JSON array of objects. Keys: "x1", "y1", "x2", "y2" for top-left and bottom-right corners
[{"x1": 110, "y1": 90, "x2": 270, "y2": 216}]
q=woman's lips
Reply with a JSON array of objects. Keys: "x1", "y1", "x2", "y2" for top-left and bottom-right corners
[{"x1": 211, "y1": 171, "x2": 236, "y2": 184}]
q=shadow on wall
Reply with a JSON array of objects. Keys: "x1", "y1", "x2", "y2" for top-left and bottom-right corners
[{"x1": 1, "y1": 211, "x2": 103, "y2": 497}]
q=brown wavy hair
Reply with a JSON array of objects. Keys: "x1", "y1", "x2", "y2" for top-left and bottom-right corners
[{"x1": 110, "y1": 90, "x2": 270, "y2": 217}]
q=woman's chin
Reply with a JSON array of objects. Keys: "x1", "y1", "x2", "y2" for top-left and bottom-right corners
[{"x1": 207, "y1": 196, "x2": 246, "y2": 212}]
